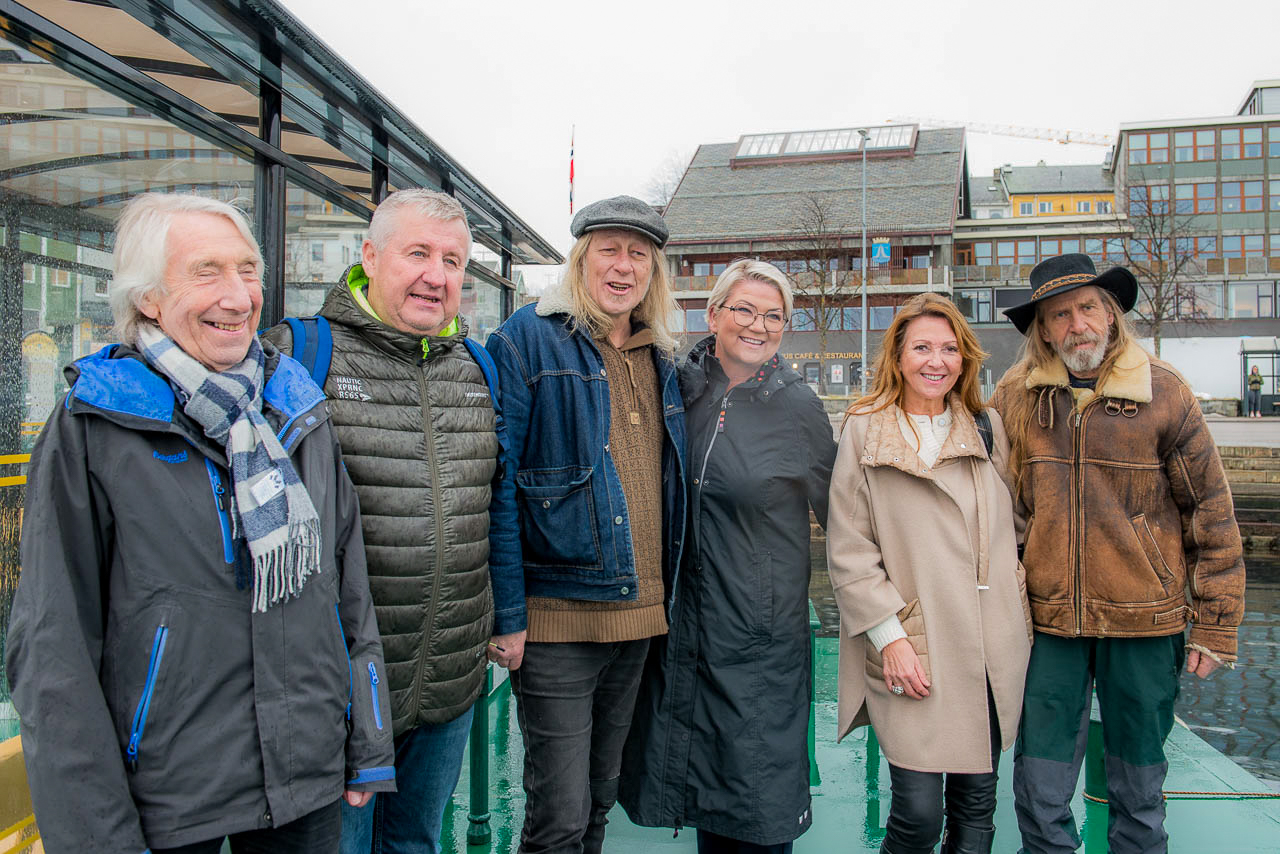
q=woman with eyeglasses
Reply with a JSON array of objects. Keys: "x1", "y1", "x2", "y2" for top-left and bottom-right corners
[
  {"x1": 826, "y1": 294, "x2": 1031, "y2": 854},
  {"x1": 620, "y1": 259, "x2": 836, "y2": 854}
]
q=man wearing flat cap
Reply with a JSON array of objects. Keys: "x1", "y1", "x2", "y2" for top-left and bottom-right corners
[
  {"x1": 990, "y1": 254, "x2": 1244, "y2": 854},
  {"x1": 486, "y1": 195, "x2": 687, "y2": 853}
]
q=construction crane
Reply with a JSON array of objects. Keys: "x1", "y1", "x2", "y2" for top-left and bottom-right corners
[{"x1": 893, "y1": 116, "x2": 1115, "y2": 147}]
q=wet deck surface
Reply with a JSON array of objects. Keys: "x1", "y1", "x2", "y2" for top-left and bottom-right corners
[{"x1": 442, "y1": 638, "x2": 1280, "y2": 853}]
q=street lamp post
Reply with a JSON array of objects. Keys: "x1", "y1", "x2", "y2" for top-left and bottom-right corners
[{"x1": 858, "y1": 128, "x2": 869, "y2": 395}]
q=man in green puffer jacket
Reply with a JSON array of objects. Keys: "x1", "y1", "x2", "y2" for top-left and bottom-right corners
[{"x1": 265, "y1": 189, "x2": 521, "y2": 854}]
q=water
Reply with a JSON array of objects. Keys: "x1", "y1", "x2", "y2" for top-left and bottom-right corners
[
  {"x1": 807, "y1": 555, "x2": 1280, "y2": 789},
  {"x1": 1174, "y1": 556, "x2": 1280, "y2": 789}
]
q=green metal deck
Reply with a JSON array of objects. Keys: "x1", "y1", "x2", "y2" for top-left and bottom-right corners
[{"x1": 441, "y1": 638, "x2": 1280, "y2": 853}]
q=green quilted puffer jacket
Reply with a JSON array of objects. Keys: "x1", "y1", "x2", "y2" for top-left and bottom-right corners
[{"x1": 265, "y1": 270, "x2": 497, "y2": 734}]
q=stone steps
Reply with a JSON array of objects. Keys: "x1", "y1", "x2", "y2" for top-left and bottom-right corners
[
  {"x1": 1224, "y1": 457, "x2": 1280, "y2": 553},
  {"x1": 1221, "y1": 447, "x2": 1280, "y2": 486}
]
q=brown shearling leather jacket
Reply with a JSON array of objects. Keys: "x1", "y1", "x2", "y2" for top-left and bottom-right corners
[{"x1": 992, "y1": 343, "x2": 1245, "y2": 661}]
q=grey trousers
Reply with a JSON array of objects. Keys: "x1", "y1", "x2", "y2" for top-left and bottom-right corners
[
  {"x1": 1013, "y1": 633, "x2": 1183, "y2": 854},
  {"x1": 511, "y1": 639, "x2": 651, "y2": 854}
]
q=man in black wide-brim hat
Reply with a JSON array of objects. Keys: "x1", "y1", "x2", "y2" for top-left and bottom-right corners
[{"x1": 989, "y1": 253, "x2": 1245, "y2": 854}]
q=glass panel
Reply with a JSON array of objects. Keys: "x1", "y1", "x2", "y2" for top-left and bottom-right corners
[
  {"x1": 955, "y1": 289, "x2": 992, "y2": 323},
  {"x1": 693, "y1": 262, "x2": 711, "y2": 276},
  {"x1": 1228, "y1": 283, "x2": 1264, "y2": 318},
  {"x1": 841, "y1": 307, "x2": 862, "y2": 330},
  {"x1": 993, "y1": 288, "x2": 1032, "y2": 309},
  {"x1": 1180, "y1": 284, "x2": 1224, "y2": 318},
  {"x1": 685, "y1": 309, "x2": 709, "y2": 333},
  {"x1": 282, "y1": 183, "x2": 368, "y2": 317},
  {"x1": 870, "y1": 305, "x2": 895, "y2": 329},
  {"x1": 791, "y1": 309, "x2": 815, "y2": 331},
  {"x1": 973, "y1": 242, "x2": 992, "y2": 264},
  {"x1": 0, "y1": 34, "x2": 260, "y2": 720},
  {"x1": 1174, "y1": 131, "x2": 1193, "y2": 161},
  {"x1": 460, "y1": 270, "x2": 505, "y2": 344},
  {"x1": 1243, "y1": 126, "x2": 1263, "y2": 158}
]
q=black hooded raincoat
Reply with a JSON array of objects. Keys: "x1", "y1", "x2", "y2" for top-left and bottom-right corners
[{"x1": 620, "y1": 336, "x2": 836, "y2": 846}]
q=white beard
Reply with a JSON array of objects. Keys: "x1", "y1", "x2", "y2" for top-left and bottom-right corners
[{"x1": 1057, "y1": 334, "x2": 1108, "y2": 375}]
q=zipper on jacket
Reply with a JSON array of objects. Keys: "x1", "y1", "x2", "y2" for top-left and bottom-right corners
[
  {"x1": 410, "y1": 369, "x2": 447, "y2": 721},
  {"x1": 126, "y1": 623, "x2": 170, "y2": 772},
  {"x1": 1070, "y1": 402, "x2": 1094, "y2": 635},
  {"x1": 204, "y1": 458, "x2": 235, "y2": 564},
  {"x1": 368, "y1": 661, "x2": 385, "y2": 730},
  {"x1": 695, "y1": 393, "x2": 731, "y2": 492},
  {"x1": 335, "y1": 604, "x2": 352, "y2": 721}
]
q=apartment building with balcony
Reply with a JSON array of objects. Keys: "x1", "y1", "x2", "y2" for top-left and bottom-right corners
[
  {"x1": 660, "y1": 123, "x2": 968, "y2": 389},
  {"x1": 952, "y1": 80, "x2": 1280, "y2": 401}
]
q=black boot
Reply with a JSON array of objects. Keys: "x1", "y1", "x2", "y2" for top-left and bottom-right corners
[{"x1": 940, "y1": 822, "x2": 995, "y2": 854}]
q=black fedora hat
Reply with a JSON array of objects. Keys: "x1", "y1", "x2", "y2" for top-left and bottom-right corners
[{"x1": 1003, "y1": 253, "x2": 1138, "y2": 335}]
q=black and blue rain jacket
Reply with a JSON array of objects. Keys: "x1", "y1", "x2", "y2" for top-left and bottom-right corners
[{"x1": 6, "y1": 342, "x2": 394, "y2": 853}]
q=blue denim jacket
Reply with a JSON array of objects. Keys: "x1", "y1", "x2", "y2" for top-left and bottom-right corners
[{"x1": 485, "y1": 298, "x2": 687, "y2": 631}]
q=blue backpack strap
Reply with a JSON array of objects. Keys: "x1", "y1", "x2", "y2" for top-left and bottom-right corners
[
  {"x1": 462, "y1": 336, "x2": 510, "y2": 462},
  {"x1": 283, "y1": 316, "x2": 332, "y2": 389},
  {"x1": 462, "y1": 337, "x2": 500, "y2": 400}
]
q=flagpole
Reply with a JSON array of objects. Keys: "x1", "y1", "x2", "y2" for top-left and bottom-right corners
[{"x1": 569, "y1": 125, "x2": 575, "y2": 215}]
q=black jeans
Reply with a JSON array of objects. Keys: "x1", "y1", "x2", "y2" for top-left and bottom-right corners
[
  {"x1": 883, "y1": 688, "x2": 1001, "y2": 854},
  {"x1": 151, "y1": 799, "x2": 341, "y2": 854},
  {"x1": 511, "y1": 638, "x2": 650, "y2": 854},
  {"x1": 697, "y1": 828, "x2": 794, "y2": 854}
]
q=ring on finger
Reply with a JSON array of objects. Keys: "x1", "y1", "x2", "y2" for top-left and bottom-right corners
[{"x1": 891, "y1": 685, "x2": 905, "y2": 695}]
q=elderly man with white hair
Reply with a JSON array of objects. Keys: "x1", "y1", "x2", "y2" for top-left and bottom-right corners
[
  {"x1": 6, "y1": 192, "x2": 394, "y2": 854},
  {"x1": 265, "y1": 188, "x2": 516, "y2": 854}
]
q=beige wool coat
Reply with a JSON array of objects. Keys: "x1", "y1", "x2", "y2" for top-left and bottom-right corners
[{"x1": 827, "y1": 397, "x2": 1032, "y2": 773}]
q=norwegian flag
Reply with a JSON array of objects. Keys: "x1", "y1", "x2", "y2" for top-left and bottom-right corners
[{"x1": 569, "y1": 126, "x2": 575, "y2": 214}]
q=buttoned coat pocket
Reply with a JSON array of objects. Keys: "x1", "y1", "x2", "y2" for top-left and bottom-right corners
[{"x1": 516, "y1": 466, "x2": 602, "y2": 569}]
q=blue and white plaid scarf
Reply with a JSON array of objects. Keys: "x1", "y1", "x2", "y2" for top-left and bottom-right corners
[{"x1": 138, "y1": 325, "x2": 321, "y2": 612}]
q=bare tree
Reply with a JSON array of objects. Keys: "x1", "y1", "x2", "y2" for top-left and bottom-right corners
[
  {"x1": 784, "y1": 193, "x2": 856, "y2": 394},
  {"x1": 643, "y1": 148, "x2": 694, "y2": 209},
  {"x1": 1112, "y1": 166, "x2": 1210, "y2": 358}
]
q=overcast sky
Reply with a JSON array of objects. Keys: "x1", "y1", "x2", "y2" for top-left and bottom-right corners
[{"x1": 282, "y1": 0, "x2": 1278, "y2": 279}]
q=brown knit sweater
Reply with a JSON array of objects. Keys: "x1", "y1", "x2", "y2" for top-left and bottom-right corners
[{"x1": 526, "y1": 327, "x2": 668, "y2": 642}]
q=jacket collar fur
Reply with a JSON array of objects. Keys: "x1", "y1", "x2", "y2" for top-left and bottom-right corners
[{"x1": 1024, "y1": 340, "x2": 1153, "y2": 407}]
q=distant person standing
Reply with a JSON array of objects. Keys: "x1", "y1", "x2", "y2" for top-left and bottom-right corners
[{"x1": 1246, "y1": 365, "x2": 1263, "y2": 417}]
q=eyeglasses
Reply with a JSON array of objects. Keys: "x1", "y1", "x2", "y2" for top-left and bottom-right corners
[{"x1": 723, "y1": 303, "x2": 786, "y2": 332}]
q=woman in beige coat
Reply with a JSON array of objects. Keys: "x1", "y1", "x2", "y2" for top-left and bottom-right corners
[{"x1": 827, "y1": 294, "x2": 1031, "y2": 854}]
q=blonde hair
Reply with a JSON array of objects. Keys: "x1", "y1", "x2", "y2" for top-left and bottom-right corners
[
  {"x1": 112, "y1": 192, "x2": 261, "y2": 346},
  {"x1": 845, "y1": 293, "x2": 988, "y2": 423},
  {"x1": 704, "y1": 259, "x2": 794, "y2": 326},
  {"x1": 995, "y1": 286, "x2": 1140, "y2": 489},
  {"x1": 561, "y1": 231, "x2": 678, "y2": 353}
]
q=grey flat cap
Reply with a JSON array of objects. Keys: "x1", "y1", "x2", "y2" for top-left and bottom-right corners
[{"x1": 570, "y1": 195, "x2": 669, "y2": 248}]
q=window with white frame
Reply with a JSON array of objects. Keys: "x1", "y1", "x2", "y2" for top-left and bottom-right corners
[
  {"x1": 1018, "y1": 202, "x2": 1033, "y2": 216},
  {"x1": 1076, "y1": 201, "x2": 1091, "y2": 213},
  {"x1": 1038, "y1": 201, "x2": 1052, "y2": 214}
]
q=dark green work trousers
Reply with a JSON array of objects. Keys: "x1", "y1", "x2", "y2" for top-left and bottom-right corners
[{"x1": 1013, "y1": 632, "x2": 1185, "y2": 854}]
